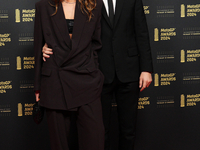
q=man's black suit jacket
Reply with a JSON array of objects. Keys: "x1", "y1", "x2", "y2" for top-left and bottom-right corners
[{"x1": 98, "y1": 0, "x2": 153, "y2": 84}]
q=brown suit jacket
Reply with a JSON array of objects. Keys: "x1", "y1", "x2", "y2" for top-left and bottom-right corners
[{"x1": 34, "y1": 0, "x2": 104, "y2": 110}]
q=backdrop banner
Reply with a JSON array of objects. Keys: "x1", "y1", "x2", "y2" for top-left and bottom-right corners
[{"x1": 0, "y1": 0, "x2": 200, "y2": 150}]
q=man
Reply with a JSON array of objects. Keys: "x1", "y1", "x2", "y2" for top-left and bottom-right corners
[{"x1": 42, "y1": 0, "x2": 153, "y2": 149}]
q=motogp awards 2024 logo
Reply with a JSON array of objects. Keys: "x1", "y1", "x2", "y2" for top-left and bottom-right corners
[{"x1": 181, "y1": 4, "x2": 200, "y2": 17}]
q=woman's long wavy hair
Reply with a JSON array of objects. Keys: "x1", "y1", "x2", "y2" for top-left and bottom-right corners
[{"x1": 50, "y1": 0, "x2": 96, "y2": 21}]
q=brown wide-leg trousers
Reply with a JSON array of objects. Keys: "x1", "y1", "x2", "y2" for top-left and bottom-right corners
[{"x1": 46, "y1": 98, "x2": 105, "y2": 150}]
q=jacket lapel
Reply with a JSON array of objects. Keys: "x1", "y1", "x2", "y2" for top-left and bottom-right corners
[
  {"x1": 113, "y1": 0, "x2": 124, "y2": 29},
  {"x1": 71, "y1": 1, "x2": 86, "y2": 51},
  {"x1": 50, "y1": 2, "x2": 71, "y2": 48},
  {"x1": 102, "y1": 4, "x2": 113, "y2": 29},
  {"x1": 60, "y1": 1, "x2": 87, "y2": 66}
]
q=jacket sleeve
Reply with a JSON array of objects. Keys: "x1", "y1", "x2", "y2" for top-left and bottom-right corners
[
  {"x1": 91, "y1": 1, "x2": 102, "y2": 68},
  {"x1": 134, "y1": 0, "x2": 153, "y2": 73},
  {"x1": 34, "y1": 3, "x2": 45, "y2": 91}
]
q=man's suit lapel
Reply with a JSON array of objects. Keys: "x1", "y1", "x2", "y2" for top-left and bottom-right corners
[
  {"x1": 102, "y1": 0, "x2": 124, "y2": 29},
  {"x1": 102, "y1": 4, "x2": 113, "y2": 29},
  {"x1": 113, "y1": 0, "x2": 124, "y2": 29}
]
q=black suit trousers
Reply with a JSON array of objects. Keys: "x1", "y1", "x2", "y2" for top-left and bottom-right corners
[
  {"x1": 46, "y1": 98, "x2": 104, "y2": 150},
  {"x1": 101, "y1": 75, "x2": 140, "y2": 150}
]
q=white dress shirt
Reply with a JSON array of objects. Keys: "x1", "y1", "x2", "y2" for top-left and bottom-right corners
[{"x1": 102, "y1": 0, "x2": 116, "y2": 16}]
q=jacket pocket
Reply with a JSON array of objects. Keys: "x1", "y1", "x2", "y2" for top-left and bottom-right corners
[
  {"x1": 127, "y1": 48, "x2": 138, "y2": 57},
  {"x1": 41, "y1": 68, "x2": 52, "y2": 76}
]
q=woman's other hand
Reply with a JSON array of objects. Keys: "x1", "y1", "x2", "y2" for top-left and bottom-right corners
[{"x1": 35, "y1": 92, "x2": 40, "y2": 102}]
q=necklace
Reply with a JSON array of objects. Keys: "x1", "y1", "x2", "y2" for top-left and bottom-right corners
[{"x1": 64, "y1": 0, "x2": 76, "y2": 4}]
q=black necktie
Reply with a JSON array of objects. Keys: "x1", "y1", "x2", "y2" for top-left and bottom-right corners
[{"x1": 108, "y1": 0, "x2": 114, "y2": 26}]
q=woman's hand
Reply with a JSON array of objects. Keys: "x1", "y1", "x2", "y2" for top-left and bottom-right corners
[
  {"x1": 42, "y1": 43, "x2": 53, "y2": 61},
  {"x1": 35, "y1": 92, "x2": 40, "y2": 102}
]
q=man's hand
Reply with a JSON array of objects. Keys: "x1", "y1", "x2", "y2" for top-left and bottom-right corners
[
  {"x1": 139, "y1": 72, "x2": 152, "y2": 92},
  {"x1": 42, "y1": 43, "x2": 53, "y2": 61}
]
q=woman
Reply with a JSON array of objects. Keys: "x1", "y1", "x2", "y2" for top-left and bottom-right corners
[{"x1": 34, "y1": 0, "x2": 104, "y2": 149}]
